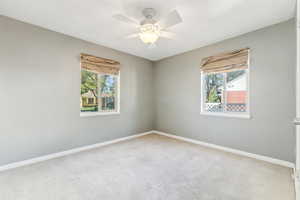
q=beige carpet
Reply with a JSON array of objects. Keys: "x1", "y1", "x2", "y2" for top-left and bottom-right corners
[{"x1": 0, "y1": 134, "x2": 295, "y2": 200}]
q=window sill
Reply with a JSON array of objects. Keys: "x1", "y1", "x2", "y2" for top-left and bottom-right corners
[
  {"x1": 200, "y1": 112, "x2": 251, "y2": 119},
  {"x1": 80, "y1": 112, "x2": 120, "y2": 117}
]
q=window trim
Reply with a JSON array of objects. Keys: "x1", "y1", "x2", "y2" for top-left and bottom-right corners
[
  {"x1": 200, "y1": 111, "x2": 251, "y2": 119},
  {"x1": 200, "y1": 64, "x2": 251, "y2": 119},
  {"x1": 80, "y1": 69, "x2": 121, "y2": 117},
  {"x1": 80, "y1": 111, "x2": 120, "y2": 117}
]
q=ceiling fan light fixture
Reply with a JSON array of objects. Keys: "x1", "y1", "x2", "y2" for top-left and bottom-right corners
[
  {"x1": 139, "y1": 23, "x2": 160, "y2": 44},
  {"x1": 113, "y1": 8, "x2": 182, "y2": 46}
]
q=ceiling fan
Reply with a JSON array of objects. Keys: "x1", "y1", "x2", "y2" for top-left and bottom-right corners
[{"x1": 113, "y1": 8, "x2": 183, "y2": 48}]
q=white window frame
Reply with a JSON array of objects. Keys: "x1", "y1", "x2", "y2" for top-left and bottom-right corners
[
  {"x1": 200, "y1": 67, "x2": 251, "y2": 119},
  {"x1": 80, "y1": 70, "x2": 120, "y2": 117}
]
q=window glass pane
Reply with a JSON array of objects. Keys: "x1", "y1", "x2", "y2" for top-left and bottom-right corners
[
  {"x1": 80, "y1": 70, "x2": 98, "y2": 112},
  {"x1": 226, "y1": 70, "x2": 247, "y2": 112},
  {"x1": 204, "y1": 73, "x2": 225, "y2": 112},
  {"x1": 99, "y1": 75, "x2": 117, "y2": 112}
]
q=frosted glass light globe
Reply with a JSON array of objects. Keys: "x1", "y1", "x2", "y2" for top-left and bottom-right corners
[{"x1": 139, "y1": 24, "x2": 160, "y2": 44}]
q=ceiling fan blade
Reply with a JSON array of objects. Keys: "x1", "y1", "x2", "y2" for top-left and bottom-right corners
[
  {"x1": 157, "y1": 10, "x2": 183, "y2": 29},
  {"x1": 160, "y1": 31, "x2": 176, "y2": 39},
  {"x1": 112, "y1": 14, "x2": 139, "y2": 27},
  {"x1": 125, "y1": 33, "x2": 140, "y2": 39}
]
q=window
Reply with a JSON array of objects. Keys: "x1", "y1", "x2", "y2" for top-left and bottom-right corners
[
  {"x1": 200, "y1": 48, "x2": 250, "y2": 118},
  {"x1": 80, "y1": 54, "x2": 120, "y2": 116}
]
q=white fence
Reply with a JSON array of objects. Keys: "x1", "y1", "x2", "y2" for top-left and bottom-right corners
[{"x1": 205, "y1": 103, "x2": 246, "y2": 112}]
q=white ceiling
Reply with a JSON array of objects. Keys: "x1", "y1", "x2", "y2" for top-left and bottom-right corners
[{"x1": 0, "y1": 0, "x2": 296, "y2": 61}]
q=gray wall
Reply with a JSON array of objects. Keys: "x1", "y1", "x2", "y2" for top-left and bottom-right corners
[
  {"x1": 0, "y1": 15, "x2": 296, "y2": 166},
  {"x1": 0, "y1": 16, "x2": 154, "y2": 166},
  {"x1": 153, "y1": 19, "x2": 296, "y2": 162}
]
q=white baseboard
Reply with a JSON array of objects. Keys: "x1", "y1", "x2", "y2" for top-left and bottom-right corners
[
  {"x1": 295, "y1": 178, "x2": 299, "y2": 200},
  {"x1": 294, "y1": 168, "x2": 300, "y2": 200},
  {"x1": 153, "y1": 130, "x2": 295, "y2": 169},
  {"x1": 296, "y1": 179, "x2": 300, "y2": 200},
  {"x1": 0, "y1": 130, "x2": 294, "y2": 173},
  {"x1": 0, "y1": 131, "x2": 153, "y2": 172}
]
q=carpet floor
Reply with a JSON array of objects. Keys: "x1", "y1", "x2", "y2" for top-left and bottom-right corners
[{"x1": 0, "y1": 134, "x2": 295, "y2": 200}]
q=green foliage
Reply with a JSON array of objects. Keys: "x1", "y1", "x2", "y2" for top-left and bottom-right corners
[
  {"x1": 81, "y1": 70, "x2": 97, "y2": 98},
  {"x1": 205, "y1": 70, "x2": 245, "y2": 103},
  {"x1": 81, "y1": 106, "x2": 98, "y2": 112},
  {"x1": 208, "y1": 86, "x2": 221, "y2": 103},
  {"x1": 205, "y1": 73, "x2": 223, "y2": 103},
  {"x1": 81, "y1": 71, "x2": 117, "y2": 111}
]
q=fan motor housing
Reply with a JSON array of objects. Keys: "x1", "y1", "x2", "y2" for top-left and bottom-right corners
[
  {"x1": 141, "y1": 8, "x2": 157, "y2": 25},
  {"x1": 142, "y1": 8, "x2": 156, "y2": 18}
]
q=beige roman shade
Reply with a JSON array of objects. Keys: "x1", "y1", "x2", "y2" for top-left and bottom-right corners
[
  {"x1": 80, "y1": 53, "x2": 120, "y2": 75},
  {"x1": 200, "y1": 48, "x2": 249, "y2": 73}
]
